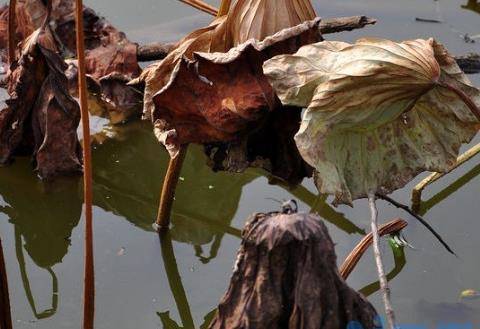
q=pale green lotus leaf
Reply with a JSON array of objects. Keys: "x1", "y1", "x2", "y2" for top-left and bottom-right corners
[{"x1": 263, "y1": 38, "x2": 480, "y2": 204}]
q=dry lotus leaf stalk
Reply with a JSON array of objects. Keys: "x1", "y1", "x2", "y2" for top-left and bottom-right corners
[
  {"x1": 0, "y1": 24, "x2": 82, "y2": 178},
  {"x1": 264, "y1": 38, "x2": 480, "y2": 204}
]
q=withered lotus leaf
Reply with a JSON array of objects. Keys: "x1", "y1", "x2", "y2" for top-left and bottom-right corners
[
  {"x1": 263, "y1": 38, "x2": 480, "y2": 204},
  {"x1": 225, "y1": 0, "x2": 316, "y2": 48},
  {"x1": 0, "y1": 26, "x2": 82, "y2": 178},
  {"x1": 135, "y1": 0, "x2": 320, "y2": 183},
  {"x1": 0, "y1": 0, "x2": 142, "y2": 122},
  {"x1": 152, "y1": 19, "x2": 321, "y2": 157}
]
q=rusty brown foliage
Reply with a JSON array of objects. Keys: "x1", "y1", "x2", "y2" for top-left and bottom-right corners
[
  {"x1": 209, "y1": 211, "x2": 380, "y2": 329},
  {"x1": 0, "y1": 0, "x2": 142, "y2": 122},
  {"x1": 0, "y1": 27, "x2": 82, "y2": 178}
]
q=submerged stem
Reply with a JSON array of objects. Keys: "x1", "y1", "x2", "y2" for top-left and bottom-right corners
[
  {"x1": 75, "y1": 0, "x2": 95, "y2": 328},
  {"x1": 368, "y1": 192, "x2": 397, "y2": 329}
]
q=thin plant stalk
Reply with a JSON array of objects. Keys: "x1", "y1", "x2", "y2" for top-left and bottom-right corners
[
  {"x1": 8, "y1": 0, "x2": 16, "y2": 65},
  {"x1": 411, "y1": 142, "x2": 480, "y2": 212},
  {"x1": 0, "y1": 236, "x2": 13, "y2": 329},
  {"x1": 75, "y1": 0, "x2": 95, "y2": 328},
  {"x1": 340, "y1": 218, "x2": 407, "y2": 280},
  {"x1": 368, "y1": 192, "x2": 397, "y2": 329},
  {"x1": 178, "y1": 0, "x2": 217, "y2": 16},
  {"x1": 154, "y1": 145, "x2": 188, "y2": 229},
  {"x1": 154, "y1": 0, "x2": 233, "y2": 230}
]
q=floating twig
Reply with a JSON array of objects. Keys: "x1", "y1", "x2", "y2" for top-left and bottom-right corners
[
  {"x1": 340, "y1": 218, "x2": 408, "y2": 280},
  {"x1": 376, "y1": 193, "x2": 456, "y2": 256},
  {"x1": 75, "y1": 0, "x2": 95, "y2": 327},
  {"x1": 415, "y1": 17, "x2": 443, "y2": 23},
  {"x1": 135, "y1": 15, "x2": 378, "y2": 62},
  {"x1": 368, "y1": 192, "x2": 397, "y2": 329},
  {"x1": 411, "y1": 142, "x2": 480, "y2": 213}
]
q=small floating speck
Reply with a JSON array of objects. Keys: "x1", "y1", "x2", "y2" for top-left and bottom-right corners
[
  {"x1": 117, "y1": 247, "x2": 126, "y2": 256},
  {"x1": 208, "y1": 185, "x2": 214, "y2": 190},
  {"x1": 179, "y1": 176, "x2": 185, "y2": 181}
]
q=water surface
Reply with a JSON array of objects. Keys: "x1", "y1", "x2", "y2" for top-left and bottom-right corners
[{"x1": 1, "y1": 0, "x2": 480, "y2": 328}]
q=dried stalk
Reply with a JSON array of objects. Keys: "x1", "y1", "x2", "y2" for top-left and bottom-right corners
[
  {"x1": 154, "y1": 145, "x2": 188, "y2": 230},
  {"x1": 7, "y1": 0, "x2": 16, "y2": 65},
  {"x1": 368, "y1": 192, "x2": 397, "y2": 329},
  {"x1": 0, "y1": 236, "x2": 12, "y2": 329},
  {"x1": 178, "y1": 0, "x2": 217, "y2": 16},
  {"x1": 340, "y1": 218, "x2": 408, "y2": 280},
  {"x1": 75, "y1": 0, "x2": 95, "y2": 328},
  {"x1": 411, "y1": 142, "x2": 480, "y2": 212}
]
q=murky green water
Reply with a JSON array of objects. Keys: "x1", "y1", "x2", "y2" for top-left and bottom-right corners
[{"x1": 1, "y1": 0, "x2": 480, "y2": 328}]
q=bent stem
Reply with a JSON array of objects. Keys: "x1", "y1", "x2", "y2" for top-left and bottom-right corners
[
  {"x1": 0, "y1": 236, "x2": 13, "y2": 329},
  {"x1": 411, "y1": 142, "x2": 480, "y2": 213},
  {"x1": 75, "y1": 0, "x2": 95, "y2": 328},
  {"x1": 368, "y1": 192, "x2": 397, "y2": 329},
  {"x1": 340, "y1": 218, "x2": 408, "y2": 280},
  {"x1": 8, "y1": 0, "x2": 16, "y2": 65},
  {"x1": 154, "y1": 145, "x2": 189, "y2": 230}
]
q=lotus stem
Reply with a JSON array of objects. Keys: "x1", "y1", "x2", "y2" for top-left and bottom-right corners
[
  {"x1": 8, "y1": 0, "x2": 16, "y2": 65},
  {"x1": 178, "y1": 0, "x2": 218, "y2": 16},
  {"x1": 368, "y1": 192, "x2": 397, "y2": 329},
  {"x1": 154, "y1": 145, "x2": 189, "y2": 230},
  {"x1": 411, "y1": 142, "x2": 480, "y2": 213},
  {"x1": 75, "y1": 0, "x2": 95, "y2": 328},
  {"x1": 0, "y1": 236, "x2": 13, "y2": 329},
  {"x1": 340, "y1": 218, "x2": 408, "y2": 280}
]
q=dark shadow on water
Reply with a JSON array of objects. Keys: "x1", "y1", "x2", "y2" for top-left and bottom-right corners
[
  {"x1": 0, "y1": 159, "x2": 82, "y2": 319},
  {"x1": 462, "y1": 0, "x2": 480, "y2": 15},
  {"x1": 92, "y1": 121, "x2": 364, "y2": 263},
  {"x1": 158, "y1": 230, "x2": 216, "y2": 329}
]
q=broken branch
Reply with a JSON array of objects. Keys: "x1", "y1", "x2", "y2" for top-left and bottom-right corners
[{"x1": 376, "y1": 193, "x2": 455, "y2": 255}]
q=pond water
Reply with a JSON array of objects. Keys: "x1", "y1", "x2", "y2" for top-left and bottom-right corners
[{"x1": 1, "y1": 0, "x2": 480, "y2": 328}]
